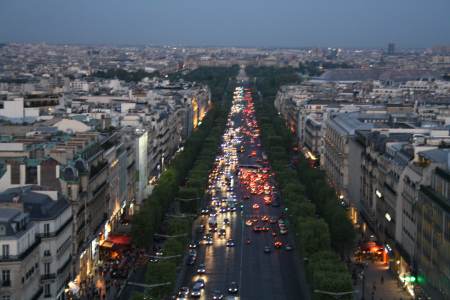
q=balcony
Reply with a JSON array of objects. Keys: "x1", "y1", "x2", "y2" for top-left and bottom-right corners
[
  {"x1": 41, "y1": 273, "x2": 56, "y2": 281},
  {"x1": 1, "y1": 280, "x2": 11, "y2": 287},
  {"x1": 0, "y1": 237, "x2": 40, "y2": 262}
]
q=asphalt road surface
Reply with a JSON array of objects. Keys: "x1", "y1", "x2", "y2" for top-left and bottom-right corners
[{"x1": 178, "y1": 85, "x2": 309, "y2": 300}]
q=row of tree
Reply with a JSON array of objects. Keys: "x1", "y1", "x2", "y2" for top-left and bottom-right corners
[
  {"x1": 246, "y1": 66, "x2": 354, "y2": 299},
  {"x1": 130, "y1": 66, "x2": 238, "y2": 299},
  {"x1": 169, "y1": 65, "x2": 239, "y2": 103}
]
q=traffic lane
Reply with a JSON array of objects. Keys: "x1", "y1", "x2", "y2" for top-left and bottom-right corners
[
  {"x1": 240, "y1": 198, "x2": 285, "y2": 299},
  {"x1": 237, "y1": 164, "x2": 302, "y2": 300},
  {"x1": 192, "y1": 179, "x2": 243, "y2": 298}
]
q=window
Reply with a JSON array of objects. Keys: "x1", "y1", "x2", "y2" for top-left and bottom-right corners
[
  {"x1": 44, "y1": 250, "x2": 51, "y2": 257},
  {"x1": 44, "y1": 283, "x2": 51, "y2": 297},
  {"x1": 2, "y1": 270, "x2": 10, "y2": 286},
  {"x1": 44, "y1": 223, "x2": 50, "y2": 236},
  {"x1": 25, "y1": 166, "x2": 37, "y2": 184},
  {"x1": 1, "y1": 245, "x2": 9, "y2": 259},
  {"x1": 44, "y1": 263, "x2": 50, "y2": 275},
  {"x1": 10, "y1": 163, "x2": 20, "y2": 184}
]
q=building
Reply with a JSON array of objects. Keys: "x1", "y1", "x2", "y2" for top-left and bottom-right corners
[
  {"x1": 416, "y1": 150, "x2": 450, "y2": 299},
  {"x1": 388, "y1": 43, "x2": 396, "y2": 55},
  {"x1": 0, "y1": 207, "x2": 41, "y2": 300}
]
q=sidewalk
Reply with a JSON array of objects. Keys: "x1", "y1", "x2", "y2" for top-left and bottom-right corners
[{"x1": 353, "y1": 260, "x2": 413, "y2": 300}]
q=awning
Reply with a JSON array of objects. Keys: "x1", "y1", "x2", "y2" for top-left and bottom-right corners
[
  {"x1": 361, "y1": 241, "x2": 381, "y2": 252},
  {"x1": 100, "y1": 240, "x2": 114, "y2": 249},
  {"x1": 107, "y1": 234, "x2": 131, "y2": 246}
]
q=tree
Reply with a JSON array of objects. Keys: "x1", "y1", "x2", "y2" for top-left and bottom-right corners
[
  {"x1": 297, "y1": 218, "x2": 331, "y2": 256},
  {"x1": 145, "y1": 260, "x2": 176, "y2": 298}
]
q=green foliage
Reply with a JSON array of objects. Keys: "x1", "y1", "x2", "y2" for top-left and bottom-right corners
[
  {"x1": 296, "y1": 217, "x2": 331, "y2": 255},
  {"x1": 130, "y1": 292, "x2": 145, "y2": 300},
  {"x1": 145, "y1": 260, "x2": 177, "y2": 298},
  {"x1": 164, "y1": 238, "x2": 185, "y2": 256},
  {"x1": 309, "y1": 252, "x2": 353, "y2": 300},
  {"x1": 167, "y1": 218, "x2": 191, "y2": 236}
]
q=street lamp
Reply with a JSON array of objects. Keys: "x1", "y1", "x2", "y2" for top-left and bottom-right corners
[{"x1": 360, "y1": 270, "x2": 365, "y2": 300}]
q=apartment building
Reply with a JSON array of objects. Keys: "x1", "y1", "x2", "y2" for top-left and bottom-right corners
[
  {"x1": 0, "y1": 185, "x2": 72, "y2": 300},
  {"x1": 416, "y1": 150, "x2": 450, "y2": 299}
]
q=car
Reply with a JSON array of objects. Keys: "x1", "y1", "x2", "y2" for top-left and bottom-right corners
[
  {"x1": 190, "y1": 286, "x2": 202, "y2": 297},
  {"x1": 149, "y1": 257, "x2": 159, "y2": 263},
  {"x1": 176, "y1": 287, "x2": 189, "y2": 299},
  {"x1": 264, "y1": 246, "x2": 271, "y2": 253},
  {"x1": 206, "y1": 238, "x2": 213, "y2": 245},
  {"x1": 253, "y1": 225, "x2": 262, "y2": 232},
  {"x1": 197, "y1": 263, "x2": 206, "y2": 274},
  {"x1": 274, "y1": 241, "x2": 283, "y2": 248},
  {"x1": 155, "y1": 250, "x2": 163, "y2": 256},
  {"x1": 188, "y1": 242, "x2": 198, "y2": 249},
  {"x1": 224, "y1": 218, "x2": 230, "y2": 226},
  {"x1": 201, "y1": 208, "x2": 209, "y2": 215},
  {"x1": 226, "y1": 239, "x2": 235, "y2": 247},
  {"x1": 285, "y1": 244, "x2": 294, "y2": 251},
  {"x1": 245, "y1": 219, "x2": 253, "y2": 226},
  {"x1": 228, "y1": 281, "x2": 239, "y2": 294},
  {"x1": 280, "y1": 228, "x2": 288, "y2": 235},
  {"x1": 252, "y1": 203, "x2": 260, "y2": 209},
  {"x1": 212, "y1": 289, "x2": 224, "y2": 299},
  {"x1": 218, "y1": 228, "x2": 226, "y2": 238},
  {"x1": 194, "y1": 278, "x2": 205, "y2": 288}
]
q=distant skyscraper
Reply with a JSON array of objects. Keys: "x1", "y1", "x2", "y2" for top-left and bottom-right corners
[{"x1": 387, "y1": 43, "x2": 396, "y2": 55}]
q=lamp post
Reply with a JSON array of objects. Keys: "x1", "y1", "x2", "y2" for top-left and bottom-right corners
[{"x1": 360, "y1": 270, "x2": 365, "y2": 300}]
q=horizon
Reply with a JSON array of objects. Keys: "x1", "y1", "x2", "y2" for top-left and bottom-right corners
[{"x1": 1, "y1": 0, "x2": 449, "y2": 49}]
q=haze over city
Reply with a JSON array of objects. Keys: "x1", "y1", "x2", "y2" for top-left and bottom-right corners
[{"x1": 1, "y1": 0, "x2": 450, "y2": 48}]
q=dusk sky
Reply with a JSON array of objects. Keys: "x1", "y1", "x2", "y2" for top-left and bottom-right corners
[{"x1": 1, "y1": 0, "x2": 449, "y2": 48}]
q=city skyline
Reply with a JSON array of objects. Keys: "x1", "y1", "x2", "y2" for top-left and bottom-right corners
[{"x1": 1, "y1": 0, "x2": 450, "y2": 48}]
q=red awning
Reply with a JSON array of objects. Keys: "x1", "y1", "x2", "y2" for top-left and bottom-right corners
[
  {"x1": 107, "y1": 234, "x2": 131, "y2": 246},
  {"x1": 361, "y1": 241, "x2": 378, "y2": 251}
]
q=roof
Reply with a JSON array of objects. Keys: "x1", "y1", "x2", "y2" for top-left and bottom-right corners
[
  {"x1": 0, "y1": 207, "x2": 21, "y2": 222},
  {"x1": 319, "y1": 68, "x2": 439, "y2": 83},
  {"x1": 419, "y1": 148, "x2": 450, "y2": 164},
  {"x1": 53, "y1": 119, "x2": 90, "y2": 133},
  {"x1": 329, "y1": 112, "x2": 373, "y2": 136},
  {"x1": 0, "y1": 186, "x2": 69, "y2": 220}
]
